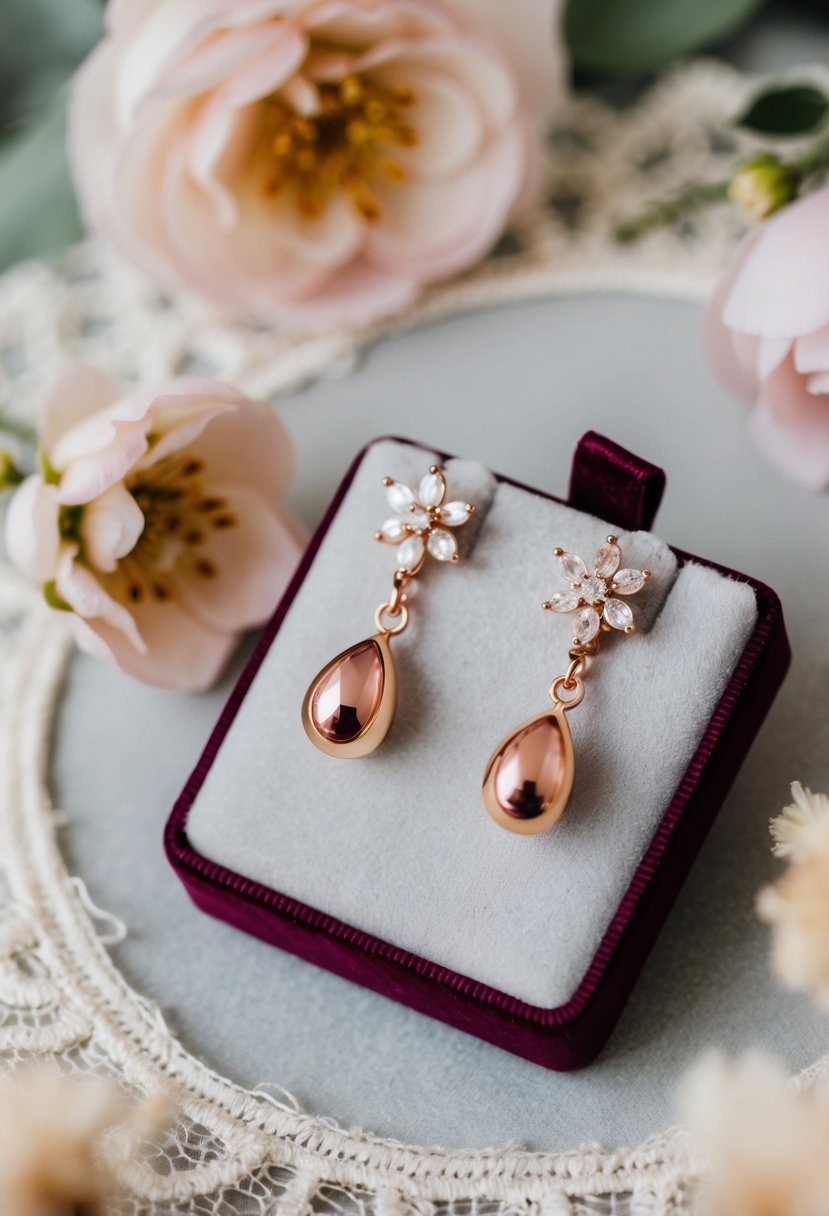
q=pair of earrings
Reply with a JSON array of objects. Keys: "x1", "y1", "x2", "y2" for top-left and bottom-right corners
[{"x1": 301, "y1": 465, "x2": 650, "y2": 835}]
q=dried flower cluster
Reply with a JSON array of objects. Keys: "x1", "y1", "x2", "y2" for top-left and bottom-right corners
[
  {"x1": 680, "y1": 1049, "x2": 829, "y2": 1216},
  {"x1": 757, "y1": 782, "x2": 829, "y2": 1011},
  {"x1": 0, "y1": 1066, "x2": 170, "y2": 1215}
]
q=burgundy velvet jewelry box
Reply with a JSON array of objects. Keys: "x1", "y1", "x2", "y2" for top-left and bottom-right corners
[{"x1": 164, "y1": 432, "x2": 790, "y2": 1071}]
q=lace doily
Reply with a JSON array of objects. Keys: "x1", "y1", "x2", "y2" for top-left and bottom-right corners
[{"x1": 2, "y1": 59, "x2": 828, "y2": 1215}]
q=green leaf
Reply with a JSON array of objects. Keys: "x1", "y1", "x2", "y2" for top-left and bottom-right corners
[
  {"x1": 737, "y1": 85, "x2": 829, "y2": 136},
  {"x1": 0, "y1": 93, "x2": 84, "y2": 272},
  {"x1": 0, "y1": 0, "x2": 102, "y2": 134},
  {"x1": 564, "y1": 0, "x2": 767, "y2": 77}
]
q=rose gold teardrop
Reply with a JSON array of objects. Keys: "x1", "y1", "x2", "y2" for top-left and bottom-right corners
[
  {"x1": 311, "y1": 640, "x2": 383, "y2": 743},
  {"x1": 482, "y1": 708, "x2": 575, "y2": 834},
  {"x1": 494, "y1": 717, "x2": 565, "y2": 820},
  {"x1": 302, "y1": 633, "x2": 398, "y2": 758}
]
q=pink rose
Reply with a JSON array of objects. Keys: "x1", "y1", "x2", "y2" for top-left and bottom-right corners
[
  {"x1": 5, "y1": 365, "x2": 303, "y2": 691},
  {"x1": 705, "y1": 186, "x2": 829, "y2": 490},
  {"x1": 69, "y1": 0, "x2": 564, "y2": 330}
]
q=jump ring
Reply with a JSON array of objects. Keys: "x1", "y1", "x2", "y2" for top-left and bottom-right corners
[
  {"x1": 550, "y1": 674, "x2": 584, "y2": 709},
  {"x1": 375, "y1": 601, "x2": 409, "y2": 635}
]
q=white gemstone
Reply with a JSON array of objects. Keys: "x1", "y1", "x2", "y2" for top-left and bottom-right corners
[
  {"x1": 419, "y1": 469, "x2": 445, "y2": 507},
  {"x1": 427, "y1": 528, "x2": 458, "y2": 561},
  {"x1": 594, "y1": 542, "x2": 621, "y2": 578},
  {"x1": 580, "y1": 574, "x2": 607, "y2": 604},
  {"x1": 574, "y1": 606, "x2": 600, "y2": 644},
  {"x1": 439, "y1": 501, "x2": 470, "y2": 526},
  {"x1": 409, "y1": 508, "x2": 430, "y2": 531},
  {"x1": 604, "y1": 598, "x2": 633, "y2": 631},
  {"x1": 549, "y1": 590, "x2": 580, "y2": 613},
  {"x1": 380, "y1": 517, "x2": 408, "y2": 542},
  {"x1": 386, "y1": 480, "x2": 415, "y2": 514},
  {"x1": 559, "y1": 551, "x2": 587, "y2": 581},
  {"x1": 613, "y1": 568, "x2": 645, "y2": 595},
  {"x1": 397, "y1": 534, "x2": 425, "y2": 571}
]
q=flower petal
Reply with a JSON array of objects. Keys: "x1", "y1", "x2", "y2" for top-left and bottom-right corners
[
  {"x1": 426, "y1": 527, "x2": 457, "y2": 561},
  {"x1": 723, "y1": 186, "x2": 829, "y2": 339},
  {"x1": 172, "y1": 487, "x2": 302, "y2": 632},
  {"x1": 159, "y1": 395, "x2": 293, "y2": 498},
  {"x1": 612, "y1": 568, "x2": 646, "y2": 596},
  {"x1": 385, "y1": 479, "x2": 416, "y2": 513},
  {"x1": 593, "y1": 540, "x2": 620, "y2": 578},
  {"x1": 379, "y1": 516, "x2": 409, "y2": 542},
  {"x1": 74, "y1": 600, "x2": 235, "y2": 692},
  {"x1": 39, "y1": 364, "x2": 122, "y2": 463},
  {"x1": 81, "y1": 483, "x2": 146, "y2": 573},
  {"x1": 418, "y1": 467, "x2": 445, "y2": 507},
  {"x1": 397, "y1": 533, "x2": 424, "y2": 571},
  {"x1": 574, "y1": 606, "x2": 599, "y2": 644},
  {"x1": 4, "y1": 476, "x2": 60, "y2": 582},
  {"x1": 439, "y1": 501, "x2": 470, "y2": 526},
  {"x1": 446, "y1": 0, "x2": 566, "y2": 119},
  {"x1": 749, "y1": 393, "x2": 829, "y2": 491},
  {"x1": 604, "y1": 598, "x2": 633, "y2": 631},
  {"x1": 558, "y1": 551, "x2": 586, "y2": 581},
  {"x1": 547, "y1": 589, "x2": 579, "y2": 613},
  {"x1": 55, "y1": 550, "x2": 146, "y2": 654}
]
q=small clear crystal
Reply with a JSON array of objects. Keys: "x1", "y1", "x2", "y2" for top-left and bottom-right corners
[
  {"x1": 580, "y1": 575, "x2": 607, "y2": 604},
  {"x1": 439, "y1": 501, "x2": 470, "y2": 526},
  {"x1": 427, "y1": 528, "x2": 458, "y2": 561},
  {"x1": 386, "y1": 480, "x2": 415, "y2": 514},
  {"x1": 549, "y1": 590, "x2": 580, "y2": 613},
  {"x1": 408, "y1": 509, "x2": 430, "y2": 531},
  {"x1": 380, "y1": 517, "x2": 407, "y2": 541},
  {"x1": 559, "y1": 551, "x2": 587, "y2": 581},
  {"x1": 613, "y1": 568, "x2": 645, "y2": 595},
  {"x1": 419, "y1": 470, "x2": 445, "y2": 507},
  {"x1": 574, "y1": 606, "x2": 600, "y2": 643},
  {"x1": 604, "y1": 598, "x2": 633, "y2": 630},
  {"x1": 397, "y1": 534, "x2": 424, "y2": 571},
  {"x1": 594, "y1": 542, "x2": 621, "y2": 578}
]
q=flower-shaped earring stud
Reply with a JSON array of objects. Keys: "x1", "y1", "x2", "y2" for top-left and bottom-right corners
[
  {"x1": 482, "y1": 536, "x2": 650, "y2": 835},
  {"x1": 302, "y1": 465, "x2": 475, "y2": 758},
  {"x1": 375, "y1": 468, "x2": 474, "y2": 570},
  {"x1": 544, "y1": 538, "x2": 650, "y2": 643}
]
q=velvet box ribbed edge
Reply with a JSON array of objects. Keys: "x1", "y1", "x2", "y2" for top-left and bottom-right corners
[{"x1": 164, "y1": 432, "x2": 790, "y2": 1071}]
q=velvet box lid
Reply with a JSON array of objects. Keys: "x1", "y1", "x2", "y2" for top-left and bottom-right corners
[{"x1": 164, "y1": 432, "x2": 790, "y2": 1071}]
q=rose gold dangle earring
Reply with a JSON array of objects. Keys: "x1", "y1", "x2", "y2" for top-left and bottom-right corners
[
  {"x1": 482, "y1": 536, "x2": 650, "y2": 834},
  {"x1": 302, "y1": 465, "x2": 475, "y2": 758}
]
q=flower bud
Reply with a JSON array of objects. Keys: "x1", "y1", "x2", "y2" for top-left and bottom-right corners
[{"x1": 728, "y1": 155, "x2": 799, "y2": 223}]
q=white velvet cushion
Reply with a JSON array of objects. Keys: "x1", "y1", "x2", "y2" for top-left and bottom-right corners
[{"x1": 187, "y1": 440, "x2": 758, "y2": 1007}]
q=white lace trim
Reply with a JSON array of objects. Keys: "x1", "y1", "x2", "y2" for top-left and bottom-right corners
[{"x1": 2, "y1": 59, "x2": 829, "y2": 1214}]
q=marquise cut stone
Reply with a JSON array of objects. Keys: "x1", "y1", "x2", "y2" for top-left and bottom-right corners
[
  {"x1": 613, "y1": 568, "x2": 645, "y2": 595},
  {"x1": 559, "y1": 551, "x2": 587, "y2": 581},
  {"x1": 594, "y1": 542, "x2": 621, "y2": 578},
  {"x1": 604, "y1": 597, "x2": 633, "y2": 630},
  {"x1": 494, "y1": 717, "x2": 566, "y2": 819},
  {"x1": 574, "y1": 606, "x2": 600, "y2": 643},
  {"x1": 311, "y1": 641, "x2": 384, "y2": 743}
]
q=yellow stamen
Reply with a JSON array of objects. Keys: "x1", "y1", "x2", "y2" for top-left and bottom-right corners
[{"x1": 261, "y1": 74, "x2": 418, "y2": 222}]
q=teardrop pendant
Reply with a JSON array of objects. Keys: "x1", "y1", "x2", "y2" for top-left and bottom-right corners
[
  {"x1": 302, "y1": 633, "x2": 397, "y2": 758},
  {"x1": 482, "y1": 707, "x2": 575, "y2": 835}
]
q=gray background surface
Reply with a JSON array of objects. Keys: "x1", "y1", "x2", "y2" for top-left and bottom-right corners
[{"x1": 51, "y1": 15, "x2": 829, "y2": 1157}]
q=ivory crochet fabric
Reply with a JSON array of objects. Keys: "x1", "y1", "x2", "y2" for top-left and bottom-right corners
[{"x1": 187, "y1": 440, "x2": 758, "y2": 1007}]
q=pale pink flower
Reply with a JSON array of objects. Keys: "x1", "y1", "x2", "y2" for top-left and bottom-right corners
[
  {"x1": 679, "y1": 1049, "x2": 829, "y2": 1216},
  {"x1": 69, "y1": 0, "x2": 565, "y2": 331},
  {"x1": 5, "y1": 365, "x2": 303, "y2": 691},
  {"x1": 705, "y1": 186, "x2": 829, "y2": 490}
]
